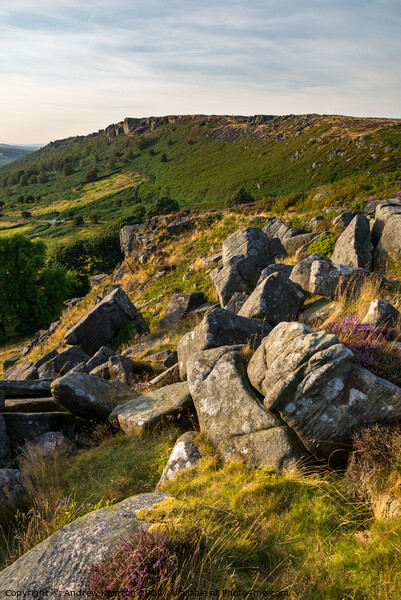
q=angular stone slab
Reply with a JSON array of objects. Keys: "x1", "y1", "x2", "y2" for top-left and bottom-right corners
[
  {"x1": 3, "y1": 412, "x2": 75, "y2": 445},
  {"x1": 0, "y1": 492, "x2": 170, "y2": 593},
  {"x1": 1, "y1": 397, "x2": 65, "y2": 413},
  {"x1": 51, "y1": 372, "x2": 131, "y2": 420},
  {"x1": 177, "y1": 307, "x2": 271, "y2": 379},
  {"x1": 109, "y1": 382, "x2": 193, "y2": 434},
  {"x1": 64, "y1": 287, "x2": 149, "y2": 355},
  {"x1": 362, "y1": 299, "x2": 400, "y2": 329},
  {"x1": 0, "y1": 379, "x2": 53, "y2": 398},
  {"x1": 158, "y1": 292, "x2": 205, "y2": 327},
  {"x1": 331, "y1": 214, "x2": 373, "y2": 269},
  {"x1": 38, "y1": 346, "x2": 90, "y2": 379},
  {"x1": 3, "y1": 362, "x2": 38, "y2": 381}
]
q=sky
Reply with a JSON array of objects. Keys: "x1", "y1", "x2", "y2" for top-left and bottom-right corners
[{"x1": 1, "y1": 0, "x2": 401, "y2": 144}]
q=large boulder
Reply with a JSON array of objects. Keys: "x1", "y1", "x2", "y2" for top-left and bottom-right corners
[
  {"x1": 38, "y1": 347, "x2": 90, "y2": 379},
  {"x1": 331, "y1": 214, "x2": 373, "y2": 269},
  {"x1": 374, "y1": 214, "x2": 401, "y2": 264},
  {"x1": 2, "y1": 362, "x2": 38, "y2": 381},
  {"x1": 86, "y1": 346, "x2": 116, "y2": 371},
  {"x1": 19, "y1": 431, "x2": 75, "y2": 461},
  {"x1": 1, "y1": 397, "x2": 64, "y2": 413},
  {"x1": 158, "y1": 292, "x2": 205, "y2": 327},
  {"x1": 187, "y1": 346, "x2": 304, "y2": 469},
  {"x1": 0, "y1": 492, "x2": 170, "y2": 593},
  {"x1": 64, "y1": 288, "x2": 149, "y2": 356},
  {"x1": 238, "y1": 272, "x2": 306, "y2": 325},
  {"x1": 214, "y1": 228, "x2": 275, "y2": 307},
  {"x1": 109, "y1": 382, "x2": 193, "y2": 435},
  {"x1": 108, "y1": 355, "x2": 142, "y2": 385},
  {"x1": 177, "y1": 308, "x2": 271, "y2": 379},
  {"x1": 0, "y1": 469, "x2": 25, "y2": 506},
  {"x1": 157, "y1": 431, "x2": 202, "y2": 489},
  {"x1": 247, "y1": 321, "x2": 401, "y2": 462},
  {"x1": 371, "y1": 199, "x2": 401, "y2": 245},
  {"x1": 290, "y1": 254, "x2": 383, "y2": 301},
  {"x1": 51, "y1": 372, "x2": 131, "y2": 420},
  {"x1": 119, "y1": 224, "x2": 142, "y2": 258}
]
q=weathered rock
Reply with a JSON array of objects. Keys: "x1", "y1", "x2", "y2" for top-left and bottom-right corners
[
  {"x1": 88, "y1": 362, "x2": 110, "y2": 380},
  {"x1": 0, "y1": 492, "x2": 170, "y2": 593},
  {"x1": 3, "y1": 362, "x2": 38, "y2": 381},
  {"x1": 331, "y1": 214, "x2": 373, "y2": 269},
  {"x1": 202, "y1": 252, "x2": 222, "y2": 269},
  {"x1": 177, "y1": 308, "x2": 271, "y2": 379},
  {"x1": 158, "y1": 292, "x2": 205, "y2": 327},
  {"x1": 268, "y1": 237, "x2": 286, "y2": 258},
  {"x1": 213, "y1": 257, "x2": 255, "y2": 306},
  {"x1": 0, "y1": 469, "x2": 24, "y2": 506},
  {"x1": 0, "y1": 415, "x2": 11, "y2": 467},
  {"x1": 109, "y1": 382, "x2": 193, "y2": 434},
  {"x1": 119, "y1": 225, "x2": 142, "y2": 258},
  {"x1": 34, "y1": 350, "x2": 58, "y2": 370},
  {"x1": 187, "y1": 346, "x2": 303, "y2": 469},
  {"x1": 257, "y1": 263, "x2": 293, "y2": 285},
  {"x1": 238, "y1": 272, "x2": 306, "y2": 325},
  {"x1": 3, "y1": 355, "x2": 19, "y2": 372},
  {"x1": 108, "y1": 355, "x2": 141, "y2": 384},
  {"x1": 3, "y1": 412, "x2": 75, "y2": 445},
  {"x1": 64, "y1": 288, "x2": 149, "y2": 355},
  {"x1": 157, "y1": 431, "x2": 202, "y2": 488},
  {"x1": 362, "y1": 299, "x2": 400, "y2": 329},
  {"x1": 148, "y1": 365, "x2": 179, "y2": 386},
  {"x1": 143, "y1": 350, "x2": 177, "y2": 368},
  {"x1": 290, "y1": 255, "x2": 384, "y2": 301},
  {"x1": 248, "y1": 322, "x2": 401, "y2": 462},
  {"x1": 0, "y1": 379, "x2": 53, "y2": 398},
  {"x1": 282, "y1": 232, "x2": 321, "y2": 255},
  {"x1": 51, "y1": 372, "x2": 131, "y2": 420},
  {"x1": 19, "y1": 431, "x2": 75, "y2": 461},
  {"x1": 1, "y1": 397, "x2": 65, "y2": 413},
  {"x1": 224, "y1": 291, "x2": 250, "y2": 314},
  {"x1": 374, "y1": 214, "x2": 401, "y2": 264},
  {"x1": 166, "y1": 216, "x2": 193, "y2": 235},
  {"x1": 86, "y1": 346, "x2": 116, "y2": 371},
  {"x1": 371, "y1": 199, "x2": 401, "y2": 245},
  {"x1": 38, "y1": 347, "x2": 90, "y2": 379},
  {"x1": 332, "y1": 212, "x2": 357, "y2": 229},
  {"x1": 90, "y1": 273, "x2": 108, "y2": 287},
  {"x1": 309, "y1": 215, "x2": 325, "y2": 230},
  {"x1": 262, "y1": 218, "x2": 285, "y2": 238}
]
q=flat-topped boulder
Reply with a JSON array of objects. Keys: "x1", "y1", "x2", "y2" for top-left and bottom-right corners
[
  {"x1": 0, "y1": 379, "x2": 53, "y2": 398},
  {"x1": 109, "y1": 382, "x2": 193, "y2": 434},
  {"x1": 177, "y1": 307, "x2": 271, "y2": 379},
  {"x1": 0, "y1": 492, "x2": 170, "y2": 593},
  {"x1": 1, "y1": 397, "x2": 64, "y2": 413},
  {"x1": 51, "y1": 372, "x2": 131, "y2": 420},
  {"x1": 64, "y1": 288, "x2": 149, "y2": 356}
]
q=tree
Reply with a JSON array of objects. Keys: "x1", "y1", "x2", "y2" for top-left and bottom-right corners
[
  {"x1": 73, "y1": 215, "x2": 84, "y2": 226},
  {"x1": 160, "y1": 153, "x2": 167, "y2": 162},
  {"x1": 225, "y1": 187, "x2": 255, "y2": 207},
  {"x1": 85, "y1": 168, "x2": 98, "y2": 183},
  {"x1": 37, "y1": 171, "x2": 48, "y2": 184},
  {"x1": 0, "y1": 234, "x2": 72, "y2": 337}
]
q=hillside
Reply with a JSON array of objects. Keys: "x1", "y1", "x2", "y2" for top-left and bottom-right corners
[
  {"x1": 0, "y1": 144, "x2": 33, "y2": 167},
  {"x1": 0, "y1": 113, "x2": 401, "y2": 254}
]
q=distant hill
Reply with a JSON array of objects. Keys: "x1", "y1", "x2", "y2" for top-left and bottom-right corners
[
  {"x1": 0, "y1": 144, "x2": 34, "y2": 166},
  {"x1": 0, "y1": 113, "x2": 400, "y2": 251}
]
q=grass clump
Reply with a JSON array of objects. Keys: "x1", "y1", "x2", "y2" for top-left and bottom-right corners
[{"x1": 308, "y1": 232, "x2": 337, "y2": 257}]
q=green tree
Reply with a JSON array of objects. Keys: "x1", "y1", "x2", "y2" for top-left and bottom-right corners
[
  {"x1": 225, "y1": 187, "x2": 255, "y2": 207},
  {"x1": 37, "y1": 171, "x2": 48, "y2": 184},
  {"x1": 0, "y1": 234, "x2": 72, "y2": 336},
  {"x1": 85, "y1": 168, "x2": 98, "y2": 183}
]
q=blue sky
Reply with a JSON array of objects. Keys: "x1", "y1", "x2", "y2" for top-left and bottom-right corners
[{"x1": 1, "y1": 0, "x2": 400, "y2": 144}]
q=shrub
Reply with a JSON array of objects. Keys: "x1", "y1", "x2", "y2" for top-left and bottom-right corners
[
  {"x1": 308, "y1": 232, "x2": 337, "y2": 257},
  {"x1": 89, "y1": 525, "x2": 201, "y2": 599},
  {"x1": 85, "y1": 168, "x2": 98, "y2": 183},
  {"x1": 324, "y1": 316, "x2": 401, "y2": 386},
  {"x1": 73, "y1": 215, "x2": 84, "y2": 226},
  {"x1": 225, "y1": 187, "x2": 254, "y2": 208}
]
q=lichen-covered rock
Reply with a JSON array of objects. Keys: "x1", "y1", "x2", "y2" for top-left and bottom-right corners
[
  {"x1": 238, "y1": 272, "x2": 306, "y2": 325},
  {"x1": 362, "y1": 299, "x2": 400, "y2": 329},
  {"x1": 3, "y1": 362, "x2": 38, "y2": 381},
  {"x1": 371, "y1": 199, "x2": 401, "y2": 245},
  {"x1": 109, "y1": 382, "x2": 193, "y2": 434},
  {"x1": 19, "y1": 431, "x2": 75, "y2": 461},
  {"x1": 213, "y1": 256, "x2": 256, "y2": 307},
  {"x1": 257, "y1": 263, "x2": 293, "y2": 285},
  {"x1": 157, "y1": 431, "x2": 202, "y2": 488},
  {"x1": 177, "y1": 308, "x2": 271, "y2": 379},
  {"x1": 108, "y1": 355, "x2": 142, "y2": 385},
  {"x1": 374, "y1": 213, "x2": 401, "y2": 264},
  {"x1": 290, "y1": 255, "x2": 383, "y2": 301},
  {"x1": 187, "y1": 346, "x2": 303, "y2": 469},
  {"x1": 158, "y1": 292, "x2": 205, "y2": 327},
  {"x1": 331, "y1": 214, "x2": 373, "y2": 269},
  {"x1": 248, "y1": 322, "x2": 401, "y2": 462},
  {"x1": 0, "y1": 492, "x2": 170, "y2": 593},
  {"x1": 64, "y1": 288, "x2": 149, "y2": 356},
  {"x1": 0, "y1": 469, "x2": 24, "y2": 506},
  {"x1": 51, "y1": 372, "x2": 131, "y2": 420},
  {"x1": 38, "y1": 347, "x2": 90, "y2": 379}
]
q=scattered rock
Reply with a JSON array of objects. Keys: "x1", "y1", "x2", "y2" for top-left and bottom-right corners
[
  {"x1": 177, "y1": 308, "x2": 271, "y2": 379},
  {"x1": 1, "y1": 397, "x2": 65, "y2": 413},
  {"x1": 109, "y1": 382, "x2": 193, "y2": 434},
  {"x1": 238, "y1": 272, "x2": 306, "y2": 325},
  {"x1": 148, "y1": 365, "x2": 179, "y2": 386},
  {"x1": 108, "y1": 355, "x2": 141, "y2": 385},
  {"x1": 0, "y1": 380, "x2": 53, "y2": 398},
  {"x1": 257, "y1": 263, "x2": 293, "y2": 285},
  {"x1": 0, "y1": 469, "x2": 24, "y2": 506},
  {"x1": 332, "y1": 212, "x2": 357, "y2": 229},
  {"x1": 51, "y1": 373, "x2": 131, "y2": 420},
  {"x1": 362, "y1": 299, "x2": 400, "y2": 330},
  {"x1": 0, "y1": 492, "x2": 170, "y2": 593},
  {"x1": 64, "y1": 288, "x2": 149, "y2": 356},
  {"x1": 3, "y1": 412, "x2": 75, "y2": 445},
  {"x1": 3, "y1": 355, "x2": 20, "y2": 372},
  {"x1": 157, "y1": 431, "x2": 202, "y2": 489},
  {"x1": 374, "y1": 214, "x2": 401, "y2": 264},
  {"x1": 224, "y1": 291, "x2": 250, "y2": 314},
  {"x1": 90, "y1": 273, "x2": 108, "y2": 287},
  {"x1": 143, "y1": 350, "x2": 178, "y2": 368},
  {"x1": 86, "y1": 346, "x2": 116, "y2": 371},
  {"x1": 38, "y1": 347, "x2": 90, "y2": 379},
  {"x1": 331, "y1": 214, "x2": 373, "y2": 269},
  {"x1": 3, "y1": 362, "x2": 38, "y2": 381},
  {"x1": 158, "y1": 292, "x2": 205, "y2": 327},
  {"x1": 19, "y1": 432, "x2": 75, "y2": 461},
  {"x1": 166, "y1": 217, "x2": 193, "y2": 235}
]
